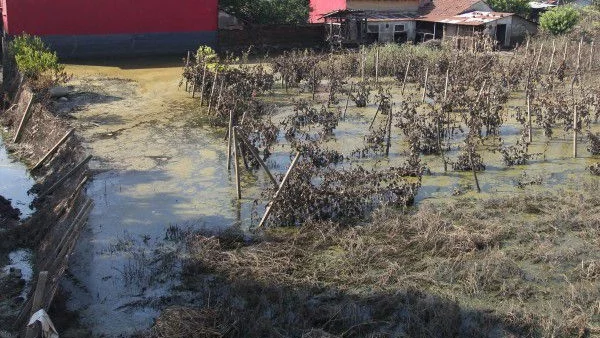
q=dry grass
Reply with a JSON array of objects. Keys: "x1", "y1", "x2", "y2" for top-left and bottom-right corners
[{"x1": 144, "y1": 179, "x2": 600, "y2": 337}]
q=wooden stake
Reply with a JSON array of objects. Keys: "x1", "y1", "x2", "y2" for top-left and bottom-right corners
[
  {"x1": 401, "y1": 60, "x2": 410, "y2": 95},
  {"x1": 257, "y1": 152, "x2": 301, "y2": 228},
  {"x1": 375, "y1": 46, "x2": 380, "y2": 83},
  {"x1": 548, "y1": 40, "x2": 556, "y2": 73},
  {"x1": 235, "y1": 127, "x2": 278, "y2": 188},
  {"x1": 443, "y1": 68, "x2": 449, "y2": 102},
  {"x1": 577, "y1": 37, "x2": 583, "y2": 71},
  {"x1": 32, "y1": 129, "x2": 74, "y2": 171},
  {"x1": 227, "y1": 110, "x2": 234, "y2": 170},
  {"x1": 207, "y1": 70, "x2": 218, "y2": 113},
  {"x1": 573, "y1": 104, "x2": 578, "y2": 158},
  {"x1": 13, "y1": 95, "x2": 34, "y2": 143},
  {"x1": 385, "y1": 108, "x2": 393, "y2": 156},
  {"x1": 40, "y1": 155, "x2": 92, "y2": 197},
  {"x1": 215, "y1": 78, "x2": 224, "y2": 115},
  {"x1": 191, "y1": 74, "x2": 197, "y2": 98},
  {"x1": 527, "y1": 94, "x2": 532, "y2": 143},
  {"x1": 360, "y1": 47, "x2": 365, "y2": 80},
  {"x1": 233, "y1": 130, "x2": 241, "y2": 199},
  {"x1": 589, "y1": 41, "x2": 594, "y2": 71},
  {"x1": 185, "y1": 51, "x2": 190, "y2": 91},
  {"x1": 343, "y1": 83, "x2": 352, "y2": 119},
  {"x1": 535, "y1": 43, "x2": 544, "y2": 72},
  {"x1": 562, "y1": 40, "x2": 569, "y2": 64},
  {"x1": 199, "y1": 64, "x2": 207, "y2": 104},
  {"x1": 421, "y1": 67, "x2": 429, "y2": 103}
]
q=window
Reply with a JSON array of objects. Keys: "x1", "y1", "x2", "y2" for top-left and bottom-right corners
[
  {"x1": 367, "y1": 24, "x2": 380, "y2": 33},
  {"x1": 394, "y1": 24, "x2": 405, "y2": 32}
]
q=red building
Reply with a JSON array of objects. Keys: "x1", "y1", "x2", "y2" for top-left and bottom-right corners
[
  {"x1": 310, "y1": 0, "x2": 347, "y2": 23},
  {"x1": 1, "y1": 0, "x2": 218, "y2": 57}
]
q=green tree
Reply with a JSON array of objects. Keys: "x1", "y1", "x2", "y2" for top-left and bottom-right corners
[
  {"x1": 539, "y1": 6, "x2": 580, "y2": 35},
  {"x1": 486, "y1": 0, "x2": 530, "y2": 16},
  {"x1": 220, "y1": 0, "x2": 310, "y2": 24}
]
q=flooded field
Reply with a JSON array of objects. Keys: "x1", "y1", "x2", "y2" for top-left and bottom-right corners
[{"x1": 59, "y1": 58, "x2": 599, "y2": 336}]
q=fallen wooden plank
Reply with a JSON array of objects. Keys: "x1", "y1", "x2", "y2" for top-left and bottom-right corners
[
  {"x1": 40, "y1": 155, "x2": 92, "y2": 197},
  {"x1": 32, "y1": 129, "x2": 74, "y2": 171},
  {"x1": 13, "y1": 95, "x2": 34, "y2": 143}
]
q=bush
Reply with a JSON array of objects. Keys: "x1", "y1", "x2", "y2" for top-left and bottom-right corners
[
  {"x1": 540, "y1": 6, "x2": 580, "y2": 35},
  {"x1": 9, "y1": 34, "x2": 64, "y2": 80}
]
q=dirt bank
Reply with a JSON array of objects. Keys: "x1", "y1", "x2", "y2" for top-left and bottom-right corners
[{"x1": 0, "y1": 81, "x2": 91, "y2": 334}]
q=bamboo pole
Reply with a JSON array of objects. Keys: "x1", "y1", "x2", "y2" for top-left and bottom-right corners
[
  {"x1": 421, "y1": 67, "x2": 429, "y2": 103},
  {"x1": 233, "y1": 130, "x2": 241, "y2": 200},
  {"x1": 207, "y1": 70, "x2": 219, "y2": 113},
  {"x1": 32, "y1": 129, "x2": 74, "y2": 171},
  {"x1": 227, "y1": 110, "x2": 234, "y2": 170},
  {"x1": 401, "y1": 60, "x2": 410, "y2": 95},
  {"x1": 443, "y1": 68, "x2": 449, "y2": 102},
  {"x1": 13, "y1": 95, "x2": 34, "y2": 143},
  {"x1": 199, "y1": 64, "x2": 207, "y2": 104},
  {"x1": 257, "y1": 152, "x2": 301, "y2": 228},
  {"x1": 191, "y1": 74, "x2": 197, "y2": 98},
  {"x1": 343, "y1": 83, "x2": 352, "y2": 119},
  {"x1": 235, "y1": 127, "x2": 278, "y2": 188},
  {"x1": 562, "y1": 39, "x2": 569, "y2": 64},
  {"x1": 360, "y1": 47, "x2": 365, "y2": 80},
  {"x1": 548, "y1": 40, "x2": 556, "y2": 73}
]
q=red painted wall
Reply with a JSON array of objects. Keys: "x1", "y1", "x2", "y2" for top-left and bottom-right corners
[
  {"x1": 2, "y1": 0, "x2": 218, "y2": 36},
  {"x1": 310, "y1": 0, "x2": 346, "y2": 23}
]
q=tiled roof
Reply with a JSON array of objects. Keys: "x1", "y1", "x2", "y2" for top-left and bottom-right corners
[
  {"x1": 419, "y1": 0, "x2": 485, "y2": 19},
  {"x1": 418, "y1": 11, "x2": 513, "y2": 26}
]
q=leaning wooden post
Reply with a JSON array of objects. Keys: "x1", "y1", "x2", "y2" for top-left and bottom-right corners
[
  {"x1": 13, "y1": 95, "x2": 34, "y2": 143},
  {"x1": 199, "y1": 64, "x2": 207, "y2": 105},
  {"x1": 233, "y1": 129, "x2": 241, "y2": 200},
  {"x1": 226, "y1": 110, "x2": 234, "y2": 170},
  {"x1": 573, "y1": 104, "x2": 578, "y2": 158},
  {"x1": 360, "y1": 47, "x2": 365, "y2": 81},
  {"x1": 40, "y1": 155, "x2": 92, "y2": 197},
  {"x1": 32, "y1": 129, "x2": 74, "y2": 171},
  {"x1": 469, "y1": 150, "x2": 481, "y2": 193},
  {"x1": 235, "y1": 127, "x2": 279, "y2": 188},
  {"x1": 421, "y1": 67, "x2": 429, "y2": 103},
  {"x1": 25, "y1": 271, "x2": 48, "y2": 338},
  {"x1": 562, "y1": 39, "x2": 569, "y2": 64},
  {"x1": 257, "y1": 152, "x2": 301, "y2": 228},
  {"x1": 401, "y1": 60, "x2": 411, "y2": 95},
  {"x1": 343, "y1": 83, "x2": 352, "y2": 119},
  {"x1": 548, "y1": 40, "x2": 556, "y2": 73},
  {"x1": 207, "y1": 70, "x2": 219, "y2": 113}
]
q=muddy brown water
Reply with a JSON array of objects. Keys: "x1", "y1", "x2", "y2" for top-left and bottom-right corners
[{"x1": 59, "y1": 59, "x2": 600, "y2": 336}]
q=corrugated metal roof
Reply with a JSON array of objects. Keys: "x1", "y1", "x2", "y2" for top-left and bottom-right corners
[{"x1": 419, "y1": 11, "x2": 513, "y2": 26}]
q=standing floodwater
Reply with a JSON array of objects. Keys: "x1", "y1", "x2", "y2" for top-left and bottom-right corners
[{"x1": 0, "y1": 134, "x2": 36, "y2": 218}]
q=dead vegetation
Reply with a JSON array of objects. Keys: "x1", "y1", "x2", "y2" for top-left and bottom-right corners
[{"x1": 143, "y1": 178, "x2": 600, "y2": 337}]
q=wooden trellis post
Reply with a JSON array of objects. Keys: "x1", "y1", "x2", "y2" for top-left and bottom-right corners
[
  {"x1": 573, "y1": 104, "x2": 578, "y2": 158},
  {"x1": 421, "y1": 67, "x2": 429, "y2": 103},
  {"x1": 589, "y1": 41, "x2": 594, "y2": 71},
  {"x1": 257, "y1": 152, "x2": 302, "y2": 228},
  {"x1": 548, "y1": 40, "x2": 556, "y2": 73},
  {"x1": 207, "y1": 70, "x2": 219, "y2": 113},
  {"x1": 227, "y1": 110, "x2": 234, "y2": 170},
  {"x1": 235, "y1": 127, "x2": 279, "y2": 188},
  {"x1": 233, "y1": 129, "x2": 241, "y2": 200},
  {"x1": 199, "y1": 64, "x2": 207, "y2": 104},
  {"x1": 401, "y1": 59, "x2": 410, "y2": 95}
]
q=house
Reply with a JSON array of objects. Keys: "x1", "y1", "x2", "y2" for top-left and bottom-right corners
[
  {"x1": 1, "y1": 0, "x2": 218, "y2": 58},
  {"x1": 314, "y1": 0, "x2": 537, "y2": 48}
]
